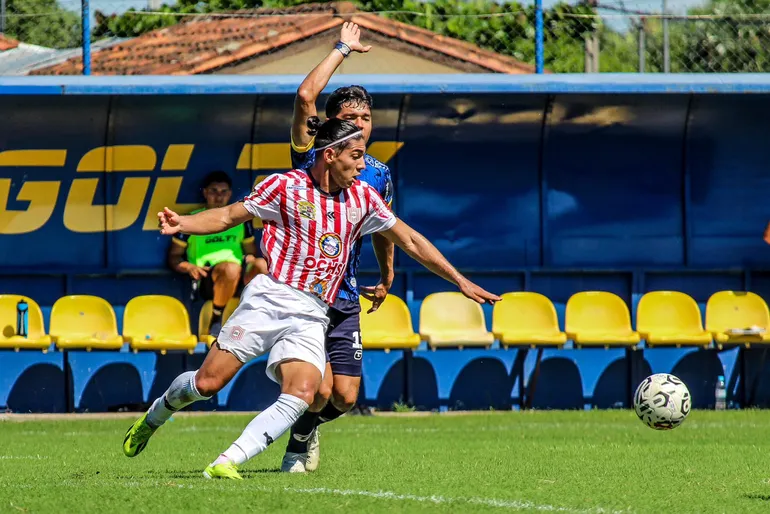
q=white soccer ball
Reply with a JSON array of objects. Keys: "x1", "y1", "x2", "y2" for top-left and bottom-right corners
[{"x1": 633, "y1": 373, "x2": 691, "y2": 430}]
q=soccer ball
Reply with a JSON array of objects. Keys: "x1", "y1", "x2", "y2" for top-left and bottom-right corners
[{"x1": 633, "y1": 373, "x2": 691, "y2": 430}]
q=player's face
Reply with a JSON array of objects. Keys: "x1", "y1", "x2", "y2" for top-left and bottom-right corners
[
  {"x1": 336, "y1": 103, "x2": 372, "y2": 144},
  {"x1": 202, "y1": 181, "x2": 232, "y2": 209},
  {"x1": 329, "y1": 140, "x2": 366, "y2": 190}
]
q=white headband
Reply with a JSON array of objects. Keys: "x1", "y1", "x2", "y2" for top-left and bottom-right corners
[{"x1": 314, "y1": 130, "x2": 364, "y2": 152}]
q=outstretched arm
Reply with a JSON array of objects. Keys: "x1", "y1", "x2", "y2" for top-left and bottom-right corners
[
  {"x1": 291, "y1": 22, "x2": 371, "y2": 149},
  {"x1": 360, "y1": 233, "x2": 395, "y2": 313},
  {"x1": 158, "y1": 203, "x2": 253, "y2": 237},
  {"x1": 380, "y1": 219, "x2": 501, "y2": 304}
]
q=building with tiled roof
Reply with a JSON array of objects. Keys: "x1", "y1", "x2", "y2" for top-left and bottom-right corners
[{"x1": 32, "y1": 2, "x2": 535, "y2": 76}]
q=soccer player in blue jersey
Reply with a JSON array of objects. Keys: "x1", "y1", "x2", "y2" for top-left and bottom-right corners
[{"x1": 281, "y1": 22, "x2": 393, "y2": 473}]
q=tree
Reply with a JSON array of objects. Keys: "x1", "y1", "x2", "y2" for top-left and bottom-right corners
[{"x1": 3, "y1": 0, "x2": 80, "y2": 49}]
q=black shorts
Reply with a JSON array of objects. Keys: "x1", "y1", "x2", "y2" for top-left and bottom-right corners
[{"x1": 326, "y1": 298, "x2": 363, "y2": 377}]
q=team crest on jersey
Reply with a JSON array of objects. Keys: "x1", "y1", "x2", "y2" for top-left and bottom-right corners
[
  {"x1": 347, "y1": 208, "x2": 362, "y2": 224},
  {"x1": 319, "y1": 233, "x2": 342, "y2": 258},
  {"x1": 310, "y1": 278, "x2": 328, "y2": 298},
  {"x1": 297, "y1": 201, "x2": 316, "y2": 220}
]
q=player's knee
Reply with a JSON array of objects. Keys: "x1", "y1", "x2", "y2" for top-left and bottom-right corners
[
  {"x1": 194, "y1": 373, "x2": 225, "y2": 398},
  {"x1": 215, "y1": 262, "x2": 241, "y2": 284},
  {"x1": 284, "y1": 380, "x2": 318, "y2": 406},
  {"x1": 332, "y1": 382, "x2": 360, "y2": 411},
  {"x1": 316, "y1": 380, "x2": 332, "y2": 404}
]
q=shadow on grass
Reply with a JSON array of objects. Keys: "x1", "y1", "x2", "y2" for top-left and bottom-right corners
[{"x1": 742, "y1": 494, "x2": 770, "y2": 502}]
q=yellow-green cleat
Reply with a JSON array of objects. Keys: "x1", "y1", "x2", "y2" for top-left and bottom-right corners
[
  {"x1": 122, "y1": 412, "x2": 157, "y2": 458},
  {"x1": 203, "y1": 462, "x2": 243, "y2": 480}
]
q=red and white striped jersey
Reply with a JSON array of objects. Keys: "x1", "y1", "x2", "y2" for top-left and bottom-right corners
[{"x1": 243, "y1": 170, "x2": 397, "y2": 304}]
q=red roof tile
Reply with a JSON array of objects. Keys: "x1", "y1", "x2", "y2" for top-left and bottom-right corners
[
  {"x1": 32, "y1": 2, "x2": 534, "y2": 75},
  {"x1": 0, "y1": 35, "x2": 20, "y2": 52}
]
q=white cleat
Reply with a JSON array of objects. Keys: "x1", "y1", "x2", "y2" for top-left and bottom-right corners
[
  {"x1": 281, "y1": 452, "x2": 308, "y2": 473},
  {"x1": 305, "y1": 428, "x2": 320, "y2": 472}
]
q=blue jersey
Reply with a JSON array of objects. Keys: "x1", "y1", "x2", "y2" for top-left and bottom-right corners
[{"x1": 291, "y1": 139, "x2": 394, "y2": 305}]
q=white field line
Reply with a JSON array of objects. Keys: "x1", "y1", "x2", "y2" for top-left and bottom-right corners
[{"x1": 2, "y1": 480, "x2": 630, "y2": 514}]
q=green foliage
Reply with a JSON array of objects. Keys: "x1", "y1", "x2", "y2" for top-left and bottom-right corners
[
  {"x1": 87, "y1": 0, "x2": 770, "y2": 73},
  {"x1": 4, "y1": 0, "x2": 80, "y2": 49}
]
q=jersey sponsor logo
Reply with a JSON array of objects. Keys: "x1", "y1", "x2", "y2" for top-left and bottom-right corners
[
  {"x1": 319, "y1": 233, "x2": 342, "y2": 258},
  {"x1": 303, "y1": 256, "x2": 345, "y2": 276},
  {"x1": 230, "y1": 326, "x2": 245, "y2": 341},
  {"x1": 297, "y1": 200, "x2": 316, "y2": 220},
  {"x1": 347, "y1": 208, "x2": 362, "y2": 224},
  {"x1": 310, "y1": 277, "x2": 329, "y2": 298},
  {"x1": 204, "y1": 234, "x2": 237, "y2": 244}
]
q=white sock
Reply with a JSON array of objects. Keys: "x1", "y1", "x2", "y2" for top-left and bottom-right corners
[
  {"x1": 219, "y1": 394, "x2": 309, "y2": 466},
  {"x1": 146, "y1": 371, "x2": 210, "y2": 428}
]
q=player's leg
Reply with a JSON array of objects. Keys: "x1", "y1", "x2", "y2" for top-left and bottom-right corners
[
  {"x1": 281, "y1": 362, "x2": 332, "y2": 472},
  {"x1": 123, "y1": 343, "x2": 242, "y2": 457},
  {"x1": 209, "y1": 261, "x2": 241, "y2": 336},
  {"x1": 205, "y1": 285, "x2": 328, "y2": 479},
  {"x1": 206, "y1": 359, "x2": 322, "y2": 479},
  {"x1": 283, "y1": 309, "x2": 363, "y2": 472}
]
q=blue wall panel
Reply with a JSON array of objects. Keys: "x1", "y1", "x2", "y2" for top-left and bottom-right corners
[
  {"x1": 543, "y1": 95, "x2": 688, "y2": 267},
  {"x1": 687, "y1": 96, "x2": 770, "y2": 267}
]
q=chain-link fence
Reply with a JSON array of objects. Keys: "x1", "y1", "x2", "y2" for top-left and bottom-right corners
[{"x1": 2, "y1": 0, "x2": 770, "y2": 75}]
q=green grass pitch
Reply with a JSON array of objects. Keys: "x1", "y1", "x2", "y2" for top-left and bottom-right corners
[{"x1": 1, "y1": 410, "x2": 769, "y2": 513}]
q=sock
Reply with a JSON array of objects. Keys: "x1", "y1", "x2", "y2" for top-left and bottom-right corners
[
  {"x1": 286, "y1": 410, "x2": 321, "y2": 454},
  {"x1": 210, "y1": 304, "x2": 224, "y2": 327},
  {"x1": 220, "y1": 394, "x2": 308, "y2": 466},
  {"x1": 316, "y1": 402, "x2": 347, "y2": 426},
  {"x1": 146, "y1": 371, "x2": 210, "y2": 428}
]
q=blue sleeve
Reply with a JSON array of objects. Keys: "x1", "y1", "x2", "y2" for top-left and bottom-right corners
[{"x1": 290, "y1": 138, "x2": 316, "y2": 171}]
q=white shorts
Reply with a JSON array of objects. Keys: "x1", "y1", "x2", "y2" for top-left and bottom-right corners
[{"x1": 217, "y1": 274, "x2": 330, "y2": 383}]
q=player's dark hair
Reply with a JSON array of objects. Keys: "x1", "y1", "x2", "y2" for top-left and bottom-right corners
[
  {"x1": 201, "y1": 170, "x2": 232, "y2": 189},
  {"x1": 325, "y1": 85, "x2": 373, "y2": 118},
  {"x1": 307, "y1": 117, "x2": 363, "y2": 152}
]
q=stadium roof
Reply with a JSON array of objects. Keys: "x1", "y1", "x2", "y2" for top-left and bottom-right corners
[{"x1": 31, "y1": 2, "x2": 535, "y2": 76}]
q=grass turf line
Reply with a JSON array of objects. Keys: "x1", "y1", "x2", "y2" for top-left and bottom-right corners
[{"x1": 1, "y1": 410, "x2": 770, "y2": 513}]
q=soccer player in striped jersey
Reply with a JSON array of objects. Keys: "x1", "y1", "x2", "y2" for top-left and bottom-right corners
[
  {"x1": 282, "y1": 21, "x2": 393, "y2": 473},
  {"x1": 122, "y1": 118, "x2": 500, "y2": 480}
]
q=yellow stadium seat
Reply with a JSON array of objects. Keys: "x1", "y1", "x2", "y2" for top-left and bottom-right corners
[
  {"x1": 0, "y1": 295, "x2": 52, "y2": 351},
  {"x1": 360, "y1": 295, "x2": 421, "y2": 351},
  {"x1": 706, "y1": 291, "x2": 770, "y2": 348},
  {"x1": 419, "y1": 292, "x2": 495, "y2": 349},
  {"x1": 565, "y1": 291, "x2": 640, "y2": 348},
  {"x1": 637, "y1": 291, "x2": 712, "y2": 348},
  {"x1": 123, "y1": 295, "x2": 198, "y2": 354},
  {"x1": 492, "y1": 292, "x2": 567, "y2": 348},
  {"x1": 198, "y1": 298, "x2": 240, "y2": 346},
  {"x1": 50, "y1": 295, "x2": 124, "y2": 351}
]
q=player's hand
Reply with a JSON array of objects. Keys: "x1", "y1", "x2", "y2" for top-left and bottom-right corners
[
  {"x1": 764, "y1": 222, "x2": 770, "y2": 245},
  {"x1": 360, "y1": 283, "x2": 389, "y2": 313},
  {"x1": 340, "y1": 22, "x2": 371, "y2": 53},
  {"x1": 158, "y1": 207, "x2": 183, "y2": 236},
  {"x1": 188, "y1": 266, "x2": 209, "y2": 281},
  {"x1": 459, "y1": 279, "x2": 501, "y2": 305}
]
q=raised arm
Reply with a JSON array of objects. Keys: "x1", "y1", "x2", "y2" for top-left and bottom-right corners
[
  {"x1": 291, "y1": 22, "x2": 371, "y2": 149},
  {"x1": 158, "y1": 203, "x2": 253, "y2": 237},
  {"x1": 380, "y1": 219, "x2": 501, "y2": 304}
]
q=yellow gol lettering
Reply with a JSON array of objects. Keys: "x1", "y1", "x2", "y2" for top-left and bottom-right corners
[
  {"x1": 0, "y1": 179, "x2": 61, "y2": 235},
  {"x1": 64, "y1": 178, "x2": 150, "y2": 233},
  {"x1": 143, "y1": 177, "x2": 201, "y2": 231}
]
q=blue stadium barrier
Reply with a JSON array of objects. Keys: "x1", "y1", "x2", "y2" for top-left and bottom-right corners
[{"x1": 2, "y1": 75, "x2": 770, "y2": 412}]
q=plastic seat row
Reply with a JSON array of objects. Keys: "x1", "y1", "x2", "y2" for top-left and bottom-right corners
[
  {"x1": 1, "y1": 290, "x2": 768, "y2": 352},
  {"x1": 0, "y1": 294, "x2": 197, "y2": 353}
]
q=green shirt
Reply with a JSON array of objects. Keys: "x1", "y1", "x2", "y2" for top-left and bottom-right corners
[{"x1": 172, "y1": 208, "x2": 255, "y2": 267}]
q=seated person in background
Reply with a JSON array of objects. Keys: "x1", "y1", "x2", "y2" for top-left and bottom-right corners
[{"x1": 167, "y1": 171, "x2": 267, "y2": 336}]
